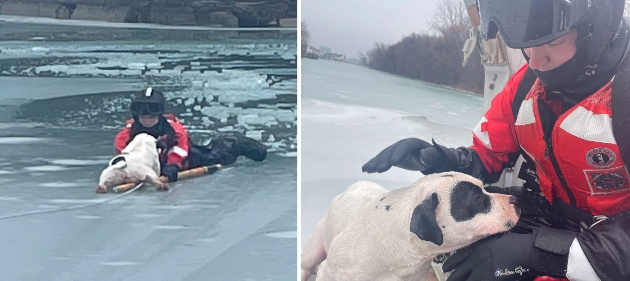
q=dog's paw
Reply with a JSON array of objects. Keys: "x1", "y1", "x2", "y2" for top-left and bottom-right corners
[
  {"x1": 95, "y1": 186, "x2": 108, "y2": 194},
  {"x1": 156, "y1": 183, "x2": 170, "y2": 192}
]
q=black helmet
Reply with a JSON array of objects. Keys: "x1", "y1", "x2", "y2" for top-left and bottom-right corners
[
  {"x1": 476, "y1": 0, "x2": 625, "y2": 67},
  {"x1": 130, "y1": 87, "x2": 165, "y2": 116}
]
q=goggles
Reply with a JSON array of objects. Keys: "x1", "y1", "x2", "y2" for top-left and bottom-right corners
[
  {"x1": 130, "y1": 102, "x2": 164, "y2": 116},
  {"x1": 476, "y1": 0, "x2": 592, "y2": 48}
]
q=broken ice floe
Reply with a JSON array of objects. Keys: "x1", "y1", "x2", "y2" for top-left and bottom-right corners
[{"x1": 6, "y1": 42, "x2": 297, "y2": 153}]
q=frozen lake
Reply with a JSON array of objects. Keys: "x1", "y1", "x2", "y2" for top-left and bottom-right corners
[{"x1": 0, "y1": 20, "x2": 297, "y2": 281}]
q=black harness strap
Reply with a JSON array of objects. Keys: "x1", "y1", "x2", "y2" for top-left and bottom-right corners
[
  {"x1": 512, "y1": 67, "x2": 538, "y2": 122},
  {"x1": 611, "y1": 47, "x2": 630, "y2": 171}
]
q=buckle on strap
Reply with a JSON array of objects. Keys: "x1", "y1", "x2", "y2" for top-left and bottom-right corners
[{"x1": 579, "y1": 215, "x2": 609, "y2": 231}]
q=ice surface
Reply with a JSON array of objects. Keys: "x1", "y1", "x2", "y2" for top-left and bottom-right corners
[
  {"x1": 0, "y1": 137, "x2": 50, "y2": 144},
  {"x1": 99, "y1": 261, "x2": 140, "y2": 266},
  {"x1": 24, "y1": 165, "x2": 74, "y2": 172},
  {"x1": 44, "y1": 159, "x2": 106, "y2": 166},
  {"x1": 40, "y1": 182, "x2": 83, "y2": 188},
  {"x1": 263, "y1": 231, "x2": 297, "y2": 239}
]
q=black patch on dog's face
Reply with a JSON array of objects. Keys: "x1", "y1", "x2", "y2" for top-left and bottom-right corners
[
  {"x1": 410, "y1": 192, "x2": 443, "y2": 246},
  {"x1": 385, "y1": 205, "x2": 391, "y2": 211},
  {"x1": 450, "y1": 181, "x2": 492, "y2": 222}
]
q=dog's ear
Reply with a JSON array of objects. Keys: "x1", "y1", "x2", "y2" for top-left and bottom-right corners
[
  {"x1": 410, "y1": 192, "x2": 443, "y2": 246},
  {"x1": 108, "y1": 156, "x2": 127, "y2": 169},
  {"x1": 112, "y1": 161, "x2": 127, "y2": 169}
]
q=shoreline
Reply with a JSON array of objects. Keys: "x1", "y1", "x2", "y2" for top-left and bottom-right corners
[
  {"x1": 304, "y1": 58, "x2": 482, "y2": 97},
  {"x1": 0, "y1": 15, "x2": 297, "y2": 31}
]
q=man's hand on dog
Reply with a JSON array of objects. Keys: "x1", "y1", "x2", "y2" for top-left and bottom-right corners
[{"x1": 362, "y1": 137, "x2": 444, "y2": 173}]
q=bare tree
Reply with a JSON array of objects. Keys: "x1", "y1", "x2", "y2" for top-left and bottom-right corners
[
  {"x1": 360, "y1": 0, "x2": 485, "y2": 94},
  {"x1": 301, "y1": 21, "x2": 311, "y2": 57},
  {"x1": 428, "y1": 0, "x2": 470, "y2": 37}
]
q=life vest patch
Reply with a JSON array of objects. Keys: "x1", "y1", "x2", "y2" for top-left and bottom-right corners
[
  {"x1": 586, "y1": 147, "x2": 616, "y2": 169},
  {"x1": 584, "y1": 165, "x2": 630, "y2": 195}
]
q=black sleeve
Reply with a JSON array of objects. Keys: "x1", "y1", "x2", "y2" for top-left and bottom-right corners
[
  {"x1": 449, "y1": 146, "x2": 505, "y2": 183},
  {"x1": 573, "y1": 210, "x2": 630, "y2": 281},
  {"x1": 422, "y1": 142, "x2": 507, "y2": 184}
]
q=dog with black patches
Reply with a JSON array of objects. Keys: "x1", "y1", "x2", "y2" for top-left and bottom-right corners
[
  {"x1": 301, "y1": 172, "x2": 520, "y2": 281},
  {"x1": 96, "y1": 133, "x2": 169, "y2": 193}
]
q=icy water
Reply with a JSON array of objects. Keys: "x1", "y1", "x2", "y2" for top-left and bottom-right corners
[
  {"x1": 0, "y1": 19, "x2": 296, "y2": 281},
  {"x1": 300, "y1": 59, "x2": 484, "y2": 250}
]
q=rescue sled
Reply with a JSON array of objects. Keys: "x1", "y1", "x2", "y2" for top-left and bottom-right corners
[{"x1": 110, "y1": 164, "x2": 223, "y2": 193}]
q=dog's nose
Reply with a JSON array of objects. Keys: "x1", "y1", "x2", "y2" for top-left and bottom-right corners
[{"x1": 508, "y1": 195, "x2": 518, "y2": 206}]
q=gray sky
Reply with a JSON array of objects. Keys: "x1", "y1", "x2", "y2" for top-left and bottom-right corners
[{"x1": 302, "y1": 0, "x2": 439, "y2": 59}]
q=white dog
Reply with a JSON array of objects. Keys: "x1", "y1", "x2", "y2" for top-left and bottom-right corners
[
  {"x1": 301, "y1": 172, "x2": 520, "y2": 281},
  {"x1": 96, "y1": 133, "x2": 169, "y2": 193}
]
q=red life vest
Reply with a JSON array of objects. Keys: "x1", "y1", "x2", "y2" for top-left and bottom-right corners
[{"x1": 514, "y1": 79, "x2": 630, "y2": 216}]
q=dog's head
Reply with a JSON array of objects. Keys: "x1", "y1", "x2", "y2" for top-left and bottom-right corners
[{"x1": 409, "y1": 172, "x2": 520, "y2": 249}]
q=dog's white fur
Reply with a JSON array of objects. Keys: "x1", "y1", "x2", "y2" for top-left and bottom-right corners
[
  {"x1": 96, "y1": 133, "x2": 167, "y2": 193},
  {"x1": 301, "y1": 172, "x2": 520, "y2": 281}
]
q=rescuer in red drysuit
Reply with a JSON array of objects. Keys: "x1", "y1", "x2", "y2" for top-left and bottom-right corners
[{"x1": 362, "y1": 0, "x2": 630, "y2": 280}]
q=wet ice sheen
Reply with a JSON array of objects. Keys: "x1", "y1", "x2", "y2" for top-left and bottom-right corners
[
  {"x1": 24, "y1": 165, "x2": 74, "y2": 172},
  {"x1": 44, "y1": 159, "x2": 106, "y2": 166},
  {"x1": 74, "y1": 215, "x2": 101, "y2": 220},
  {"x1": 152, "y1": 225, "x2": 199, "y2": 230},
  {"x1": 0, "y1": 137, "x2": 50, "y2": 144},
  {"x1": 100, "y1": 261, "x2": 140, "y2": 266},
  {"x1": 40, "y1": 182, "x2": 82, "y2": 188},
  {"x1": 263, "y1": 231, "x2": 297, "y2": 239}
]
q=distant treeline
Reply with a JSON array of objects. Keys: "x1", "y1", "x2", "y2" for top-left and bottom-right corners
[{"x1": 359, "y1": 0, "x2": 484, "y2": 95}]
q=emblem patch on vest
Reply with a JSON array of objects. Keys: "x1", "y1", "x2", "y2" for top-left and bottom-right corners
[
  {"x1": 586, "y1": 147, "x2": 616, "y2": 169},
  {"x1": 584, "y1": 166, "x2": 630, "y2": 195}
]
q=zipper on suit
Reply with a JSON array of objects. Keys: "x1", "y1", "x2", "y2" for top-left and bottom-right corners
[{"x1": 545, "y1": 137, "x2": 577, "y2": 206}]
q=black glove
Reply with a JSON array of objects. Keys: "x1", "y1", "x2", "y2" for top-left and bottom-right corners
[
  {"x1": 362, "y1": 137, "x2": 485, "y2": 175},
  {"x1": 443, "y1": 228, "x2": 578, "y2": 281},
  {"x1": 484, "y1": 186, "x2": 574, "y2": 233},
  {"x1": 161, "y1": 164, "x2": 180, "y2": 182},
  {"x1": 361, "y1": 138, "x2": 437, "y2": 173}
]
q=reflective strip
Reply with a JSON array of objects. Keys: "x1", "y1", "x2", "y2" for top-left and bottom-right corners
[
  {"x1": 168, "y1": 146, "x2": 188, "y2": 157},
  {"x1": 515, "y1": 98, "x2": 536, "y2": 125},
  {"x1": 567, "y1": 239, "x2": 601, "y2": 281},
  {"x1": 560, "y1": 106, "x2": 616, "y2": 144},
  {"x1": 473, "y1": 116, "x2": 492, "y2": 149}
]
